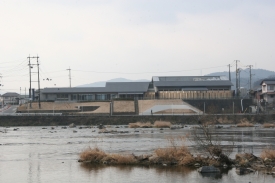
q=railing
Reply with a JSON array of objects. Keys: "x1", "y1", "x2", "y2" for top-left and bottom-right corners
[{"x1": 0, "y1": 113, "x2": 62, "y2": 116}]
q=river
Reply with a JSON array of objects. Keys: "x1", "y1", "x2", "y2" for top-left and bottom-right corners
[{"x1": 0, "y1": 125, "x2": 275, "y2": 183}]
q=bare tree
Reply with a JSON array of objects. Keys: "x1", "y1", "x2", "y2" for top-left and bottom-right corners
[{"x1": 190, "y1": 123, "x2": 234, "y2": 165}]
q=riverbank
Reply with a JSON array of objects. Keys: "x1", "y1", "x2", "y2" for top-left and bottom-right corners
[{"x1": 0, "y1": 114, "x2": 274, "y2": 126}]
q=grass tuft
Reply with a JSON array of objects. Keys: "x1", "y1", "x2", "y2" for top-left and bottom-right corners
[
  {"x1": 154, "y1": 121, "x2": 171, "y2": 128},
  {"x1": 79, "y1": 147, "x2": 137, "y2": 165},
  {"x1": 262, "y1": 123, "x2": 275, "y2": 128},
  {"x1": 236, "y1": 121, "x2": 254, "y2": 127},
  {"x1": 128, "y1": 122, "x2": 152, "y2": 128},
  {"x1": 260, "y1": 148, "x2": 275, "y2": 160}
]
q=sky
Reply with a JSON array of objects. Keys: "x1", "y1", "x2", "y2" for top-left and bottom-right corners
[{"x1": 0, "y1": 0, "x2": 275, "y2": 94}]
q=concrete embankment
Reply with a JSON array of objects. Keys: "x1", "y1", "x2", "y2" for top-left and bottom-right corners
[{"x1": 0, "y1": 114, "x2": 274, "y2": 126}]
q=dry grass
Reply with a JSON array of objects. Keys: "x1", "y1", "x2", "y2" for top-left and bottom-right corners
[
  {"x1": 128, "y1": 122, "x2": 152, "y2": 128},
  {"x1": 79, "y1": 147, "x2": 137, "y2": 165},
  {"x1": 154, "y1": 136, "x2": 195, "y2": 165},
  {"x1": 109, "y1": 154, "x2": 137, "y2": 164},
  {"x1": 262, "y1": 123, "x2": 275, "y2": 128},
  {"x1": 80, "y1": 147, "x2": 107, "y2": 163},
  {"x1": 154, "y1": 121, "x2": 171, "y2": 128},
  {"x1": 260, "y1": 148, "x2": 275, "y2": 160},
  {"x1": 236, "y1": 121, "x2": 254, "y2": 127}
]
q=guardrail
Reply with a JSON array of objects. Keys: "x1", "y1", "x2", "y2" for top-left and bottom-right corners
[{"x1": 0, "y1": 113, "x2": 62, "y2": 116}]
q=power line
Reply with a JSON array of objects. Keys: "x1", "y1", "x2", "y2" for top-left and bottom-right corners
[{"x1": 73, "y1": 65, "x2": 227, "y2": 74}]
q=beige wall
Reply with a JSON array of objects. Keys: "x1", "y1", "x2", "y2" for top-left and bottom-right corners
[{"x1": 157, "y1": 90, "x2": 233, "y2": 99}]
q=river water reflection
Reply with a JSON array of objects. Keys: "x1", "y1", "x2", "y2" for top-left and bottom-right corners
[{"x1": 0, "y1": 125, "x2": 275, "y2": 183}]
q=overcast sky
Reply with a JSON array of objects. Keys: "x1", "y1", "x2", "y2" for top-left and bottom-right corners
[{"x1": 0, "y1": 0, "x2": 274, "y2": 94}]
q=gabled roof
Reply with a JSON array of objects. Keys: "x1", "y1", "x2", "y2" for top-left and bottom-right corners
[
  {"x1": 152, "y1": 76, "x2": 233, "y2": 87},
  {"x1": 42, "y1": 87, "x2": 109, "y2": 93},
  {"x1": 261, "y1": 81, "x2": 275, "y2": 85},
  {"x1": 105, "y1": 82, "x2": 150, "y2": 93},
  {"x1": 2, "y1": 92, "x2": 20, "y2": 97},
  {"x1": 260, "y1": 79, "x2": 275, "y2": 85},
  {"x1": 42, "y1": 82, "x2": 150, "y2": 94}
]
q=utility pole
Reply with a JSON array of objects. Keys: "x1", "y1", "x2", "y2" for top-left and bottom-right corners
[
  {"x1": 228, "y1": 64, "x2": 231, "y2": 81},
  {"x1": 37, "y1": 56, "x2": 41, "y2": 109},
  {"x1": 27, "y1": 55, "x2": 40, "y2": 108},
  {"x1": 238, "y1": 68, "x2": 241, "y2": 96},
  {"x1": 235, "y1": 60, "x2": 240, "y2": 97},
  {"x1": 67, "y1": 67, "x2": 71, "y2": 88},
  {"x1": 28, "y1": 55, "x2": 32, "y2": 108},
  {"x1": 247, "y1": 65, "x2": 253, "y2": 91}
]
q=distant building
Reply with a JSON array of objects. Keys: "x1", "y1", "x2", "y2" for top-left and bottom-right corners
[
  {"x1": 38, "y1": 76, "x2": 234, "y2": 102},
  {"x1": 0, "y1": 92, "x2": 20, "y2": 105},
  {"x1": 260, "y1": 79, "x2": 275, "y2": 104}
]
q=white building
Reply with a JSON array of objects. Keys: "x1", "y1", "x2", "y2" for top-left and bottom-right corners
[
  {"x1": 0, "y1": 92, "x2": 20, "y2": 105},
  {"x1": 260, "y1": 79, "x2": 275, "y2": 104}
]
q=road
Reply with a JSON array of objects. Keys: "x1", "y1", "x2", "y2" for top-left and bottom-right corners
[{"x1": 1, "y1": 105, "x2": 18, "y2": 114}]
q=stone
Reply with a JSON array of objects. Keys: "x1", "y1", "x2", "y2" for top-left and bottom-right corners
[
  {"x1": 69, "y1": 123, "x2": 76, "y2": 128},
  {"x1": 235, "y1": 167, "x2": 254, "y2": 175},
  {"x1": 198, "y1": 166, "x2": 220, "y2": 173},
  {"x1": 194, "y1": 163, "x2": 201, "y2": 167}
]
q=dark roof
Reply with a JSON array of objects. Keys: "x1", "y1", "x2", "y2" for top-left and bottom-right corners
[
  {"x1": 153, "y1": 80, "x2": 233, "y2": 87},
  {"x1": 261, "y1": 81, "x2": 275, "y2": 85},
  {"x1": 182, "y1": 88, "x2": 208, "y2": 91},
  {"x1": 2, "y1": 92, "x2": 20, "y2": 97},
  {"x1": 42, "y1": 87, "x2": 109, "y2": 93},
  {"x1": 42, "y1": 82, "x2": 150, "y2": 94},
  {"x1": 105, "y1": 82, "x2": 150, "y2": 93},
  {"x1": 153, "y1": 76, "x2": 230, "y2": 82},
  {"x1": 260, "y1": 79, "x2": 275, "y2": 85}
]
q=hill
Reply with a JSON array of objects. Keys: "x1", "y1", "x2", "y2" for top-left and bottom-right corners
[
  {"x1": 206, "y1": 68, "x2": 275, "y2": 90},
  {"x1": 77, "y1": 78, "x2": 149, "y2": 87}
]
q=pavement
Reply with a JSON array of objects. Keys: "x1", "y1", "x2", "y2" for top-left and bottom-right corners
[
  {"x1": 0, "y1": 105, "x2": 18, "y2": 113},
  {"x1": 140, "y1": 104, "x2": 202, "y2": 115}
]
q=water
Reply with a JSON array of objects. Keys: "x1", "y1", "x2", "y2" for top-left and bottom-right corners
[{"x1": 1, "y1": 125, "x2": 275, "y2": 183}]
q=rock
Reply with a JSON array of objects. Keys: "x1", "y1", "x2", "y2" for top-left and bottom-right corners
[
  {"x1": 149, "y1": 155, "x2": 160, "y2": 164},
  {"x1": 98, "y1": 124, "x2": 105, "y2": 129},
  {"x1": 137, "y1": 154, "x2": 151, "y2": 161},
  {"x1": 69, "y1": 123, "x2": 76, "y2": 128},
  {"x1": 194, "y1": 163, "x2": 201, "y2": 167},
  {"x1": 198, "y1": 166, "x2": 220, "y2": 173},
  {"x1": 235, "y1": 167, "x2": 255, "y2": 175},
  {"x1": 272, "y1": 167, "x2": 275, "y2": 172}
]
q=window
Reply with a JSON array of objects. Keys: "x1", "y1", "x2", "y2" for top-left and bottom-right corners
[{"x1": 57, "y1": 94, "x2": 68, "y2": 99}]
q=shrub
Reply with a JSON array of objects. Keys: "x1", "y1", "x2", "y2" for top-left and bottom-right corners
[
  {"x1": 110, "y1": 154, "x2": 137, "y2": 164},
  {"x1": 128, "y1": 122, "x2": 152, "y2": 128},
  {"x1": 79, "y1": 147, "x2": 138, "y2": 165},
  {"x1": 153, "y1": 136, "x2": 195, "y2": 165},
  {"x1": 154, "y1": 121, "x2": 171, "y2": 128},
  {"x1": 236, "y1": 121, "x2": 254, "y2": 127},
  {"x1": 262, "y1": 123, "x2": 275, "y2": 128},
  {"x1": 80, "y1": 147, "x2": 107, "y2": 163},
  {"x1": 260, "y1": 148, "x2": 275, "y2": 160}
]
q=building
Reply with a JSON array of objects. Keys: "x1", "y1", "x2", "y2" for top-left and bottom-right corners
[
  {"x1": 39, "y1": 76, "x2": 233, "y2": 102},
  {"x1": 0, "y1": 92, "x2": 20, "y2": 105},
  {"x1": 260, "y1": 79, "x2": 275, "y2": 104}
]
